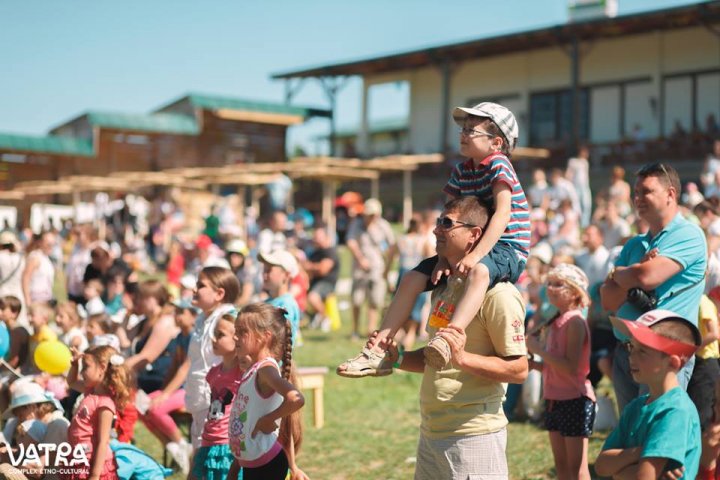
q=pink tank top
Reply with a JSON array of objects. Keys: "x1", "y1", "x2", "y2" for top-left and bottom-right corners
[{"x1": 542, "y1": 310, "x2": 596, "y2": 402}]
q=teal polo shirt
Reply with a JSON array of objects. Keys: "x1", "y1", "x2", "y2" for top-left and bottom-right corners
[{"x1": 613, "y1": 213, "x2": 706, "y2": 340}]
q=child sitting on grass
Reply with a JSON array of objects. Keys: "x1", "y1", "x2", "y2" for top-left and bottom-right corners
[
  {"x1": 595, "y1": 309, "x2": 702, "y2": 479},
  {"x1": 339, "y1": 101, "x2": 530, "y2": 375}
]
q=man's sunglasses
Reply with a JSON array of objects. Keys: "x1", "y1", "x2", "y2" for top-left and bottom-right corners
[{"x1": 436, "y1": 216, "x2": 477, "y2": 229}]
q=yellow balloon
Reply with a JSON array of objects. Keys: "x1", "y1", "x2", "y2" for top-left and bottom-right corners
[{"x1": 34, "y1": 340, "x2": 72, "y2": 375}]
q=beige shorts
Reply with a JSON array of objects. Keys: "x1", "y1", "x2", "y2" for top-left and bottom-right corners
[
  {"x1": 351, "y1": 275, "x2": 386, "y2": 308},
  {"x1": 414, "y1": 429, "x2": 508, "y2": 480}
]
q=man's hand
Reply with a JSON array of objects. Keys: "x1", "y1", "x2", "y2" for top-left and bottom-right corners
[
  {"x1": 358, "y1": 257, "x2": 370, "y2": 272},
  {"x1": 640, "y1": 248, "x2": 659, "y2": 263},
  {"x1": 431, "y1": 257, "x2": 451, "y2": 284},
  {"x1": 437, "y1": 325, "x2": 467, "y2": 366}
]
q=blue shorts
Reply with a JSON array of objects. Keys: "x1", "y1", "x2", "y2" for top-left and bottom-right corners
[
  {"x1": 544, "y1": 396, "x2": 596, "y2": 437},
  {"x1": 396, "y1": 268, "x2": 428, "y2": 322},
  {"x1": 412, "y1": 242, "x2": 525, "y2": 292}
]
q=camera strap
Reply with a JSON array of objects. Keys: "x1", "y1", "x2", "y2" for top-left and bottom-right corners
[{"x1": 661, "y1": 274, "x2": 705, "y2": 302}]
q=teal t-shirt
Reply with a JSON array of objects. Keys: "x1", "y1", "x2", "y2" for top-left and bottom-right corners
[
  {"x1": 602, "y1": 387, "x2": 700, "y2": 478},
  {"x1": 268, "y1": 294, "x2": 301, "y2": 345},
  {"x1": 613, "y1": 214, "x2": 706, "y2": 340},
  {"x1": 0, "y1": 322, "x2": 9, "y2": 359}
]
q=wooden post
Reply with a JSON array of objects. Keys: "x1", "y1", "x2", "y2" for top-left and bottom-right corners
[
  {"x1": 328, "y1": 180, "x2": 337, "y2": 239},
  {"x1": 321, "y1": 181, "x2": 331, "y2": 227},
  {"x1": 403, "y1": 170, "x2": 412, "y2": 229},
  {"x1": 237, "y1": 186, "x2": 246, "y2": 239},
  {"x1": 370, "y1": 178, "x2": 379, "y2": 200}
]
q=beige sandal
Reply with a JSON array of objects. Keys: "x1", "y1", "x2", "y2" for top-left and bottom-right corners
[
  {"x1": 336, "y1": 348, "x2": 394, "y2": 378},
  {"x1": 424, "y1": 336, "x2": 452, "y2": 370}
]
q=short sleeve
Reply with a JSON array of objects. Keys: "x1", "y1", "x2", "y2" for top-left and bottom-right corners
[
  {"x1": 345, "y1": 218, "x2": 362, "y2": 243},
  {"x1": 489, "y1": 156, "x2": 516, "y2": 190},
  {"x1": 613, "y1": 237, "x2": 639, "y2": 268},
  {"x1": 381, "y1": 220, "x2": 396, "y2": 246},
  {"x1": 482, "y1": 285, "x2": 527, "y2": 357},
  {"x1": 93, "y1": 395, "x2": 117, "y2": 416},
  {"x1": 443, "y1": 164, "x2": 463, "y2": 197},
  {"x1": 657, "y1": 224, "x2": 706, "y2": 269},
  {"x1": 642, "y1": 407, "x2": 698, "y2": 466}
]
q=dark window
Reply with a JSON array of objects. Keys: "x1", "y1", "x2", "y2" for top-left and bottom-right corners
[{"x1": 529, "y1": 89, "x2": 589, "y2": 145}]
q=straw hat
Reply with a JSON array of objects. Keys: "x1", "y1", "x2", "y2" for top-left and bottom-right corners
[
  {"x1": 3, "y1": 382, "x2": 54, "y2": 419},
  {"x1": 547, "y1": 263, "x2": 590, "y2": 307}
]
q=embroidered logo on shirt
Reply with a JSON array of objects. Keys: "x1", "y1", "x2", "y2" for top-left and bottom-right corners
[{"x1": 429, "y1": 300, "x2": 455, "y2": 328}]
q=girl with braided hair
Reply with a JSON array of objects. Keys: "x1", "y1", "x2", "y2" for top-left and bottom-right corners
[
  {"x1": 64, "y1": 345, "x2": 133, "y2": 480},
  {"x1": 227, "y1": 303, "x2": 308, "y2": 480}
]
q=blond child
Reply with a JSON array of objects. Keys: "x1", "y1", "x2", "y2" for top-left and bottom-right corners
[
  {"x1": 339, "y1": 102, "x2": 530, "y2": 375},
  {"x1": 65, "y1": 345, "x2": 133, "y2": 480},
  {"x1": 526, "y1": 264, "x2": 595, "y2": 480},
  {"x1": 595, "y1": 310, "x2": 702, "y2": 479},
  {"x1": 28, "y1": 303, "x2": 57, "y2": 373},
  {"x1": 56, "y1": 302, "x2": 88, "y2": 352}
]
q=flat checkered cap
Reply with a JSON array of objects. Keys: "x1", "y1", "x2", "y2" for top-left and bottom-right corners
[{"x1": 452, "y1": 102, "x2": 519, "y2": 150}]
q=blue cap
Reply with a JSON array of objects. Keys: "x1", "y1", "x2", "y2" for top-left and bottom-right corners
[{"x1": 173, "y1": 298, "x2": 201, "y2": 314}]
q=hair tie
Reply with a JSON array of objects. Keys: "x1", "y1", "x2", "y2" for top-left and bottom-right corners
[{"x1": 109, "y1": 354, "x2": 125, "y2": 366}]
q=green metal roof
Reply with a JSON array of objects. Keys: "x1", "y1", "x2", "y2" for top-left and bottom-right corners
[
  {"x1": 0, "y1": 132, "x2": 94, "y2": 157},
  {"x1": 336, "y1": 117, "x2": 408, "y2": 137},
  {"x1": 85, "y1": 111, "x2": 199, "y2": 135},
  {"x1": 157, "y1": 92, "x2": 331, "y2": 119}
]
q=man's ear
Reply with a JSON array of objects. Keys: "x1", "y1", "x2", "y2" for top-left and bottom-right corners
[{"x1": 470, "y1": 225, "x2": 484, "y2": 241}]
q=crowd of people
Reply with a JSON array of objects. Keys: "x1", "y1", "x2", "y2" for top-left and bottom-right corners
[{"x1": 0, "y1": 99, "x2": 720, "y2": 479}]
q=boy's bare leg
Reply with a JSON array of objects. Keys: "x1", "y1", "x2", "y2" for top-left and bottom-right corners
[
  {"x1": 337, "y1": 270, "x2": 428, "y2": 377},
  {"x1": 366, "y1": 270, "x2": 428, "y2": 352},
  {"x1": 425, "y1": 263, "x2": 490, "y2": 369}
]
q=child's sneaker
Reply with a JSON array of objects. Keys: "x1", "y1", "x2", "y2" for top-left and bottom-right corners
[
  {"x1": 336, "y1": 347, "x2": 393, "y2": 378},
  {"x1": 166, "y1": 440, "x2": 190, "y2": 475},
  {"x1": 424, "y1": 335, "x2": 452, "y2": 370}
]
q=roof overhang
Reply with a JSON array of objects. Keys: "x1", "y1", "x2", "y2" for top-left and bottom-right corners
[{"x1": 272, "y1": 1, "x2": 720, "y2": 79}]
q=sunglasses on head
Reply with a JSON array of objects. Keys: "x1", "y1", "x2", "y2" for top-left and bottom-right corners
[{"x1": 436, "y1": 216, "x2": 477, "y2": 229}]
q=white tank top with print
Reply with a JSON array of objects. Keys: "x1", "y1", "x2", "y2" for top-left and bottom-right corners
[{"x1": 228, "y1": 357, "x2": 284, "y2": 468}]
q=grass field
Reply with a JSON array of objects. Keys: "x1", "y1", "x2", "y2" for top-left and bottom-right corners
[
  {"x1": 52, "y1": 246, "x2": 611, "y2": 478},
  {"x1": 132, "y1": 295, "x2": 610, "y2": 480}
]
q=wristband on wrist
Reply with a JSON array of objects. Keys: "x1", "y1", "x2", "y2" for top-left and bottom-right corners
[{"x1": 393, "y1": 346, "x2": 405, "y2": 368}]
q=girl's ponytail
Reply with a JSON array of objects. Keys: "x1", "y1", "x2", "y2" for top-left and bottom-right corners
[{"x1": 282, "y1": 317, "x2": 293, "y2": 380}]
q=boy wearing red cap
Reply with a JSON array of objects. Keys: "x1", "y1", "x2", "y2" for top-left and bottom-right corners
[{"x1": 595, "y1": 309, "x2": 701, "y2": 479}]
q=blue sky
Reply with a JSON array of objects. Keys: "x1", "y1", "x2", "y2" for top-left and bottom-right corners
[{"x1": 0, "y1": 0, "x2": 701, "y2": 154}]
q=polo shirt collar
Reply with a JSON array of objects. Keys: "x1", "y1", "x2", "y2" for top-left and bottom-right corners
[
  {"x1": 463, "y1": 152, "x2": 501, "y2": 169},
  {"x1": 644, "y1": 212, "x2": 684, "y2": 243}
]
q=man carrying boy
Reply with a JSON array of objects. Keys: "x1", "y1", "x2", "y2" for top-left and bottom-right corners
[
  {"x1": 600, "y1": 162, "x2": 706, "y2": 410},
  {"x1": 382, "y1": 196, "x2": 528, "y2": 479},
  {"x1": 595, "y1": 309, "x2": 702, "y2": 479},
  {"x1": 339, "y1": 101, "x2": 529, "y2": 376}
]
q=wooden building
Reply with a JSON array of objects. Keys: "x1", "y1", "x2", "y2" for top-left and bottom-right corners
[{"x1": 1, "y1": 93, "x2": 329, "y2": 190}]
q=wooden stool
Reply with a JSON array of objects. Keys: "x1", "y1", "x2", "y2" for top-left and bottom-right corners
[
  {"x1": 296, "y1": 366, "x2": 328, "y2": 429},
  {"x1": 163, "y1": 410, "x2": 193, "y2": 468}
]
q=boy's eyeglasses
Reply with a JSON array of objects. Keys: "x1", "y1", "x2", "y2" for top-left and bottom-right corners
[
  {"x1": 436, "y1": 216, "x2": 477, "y2": 229},
  {"x1": 458, "y1": 127, "x2": 495, "y2": 138}
]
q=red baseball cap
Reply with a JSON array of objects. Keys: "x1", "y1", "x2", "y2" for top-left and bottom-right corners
[
  {"x1": 610, "y1": 309, "x2": 701, "y2": 360},
  {"x1": 195, "y1": 234, "x2": 213, "y2": 250}
]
